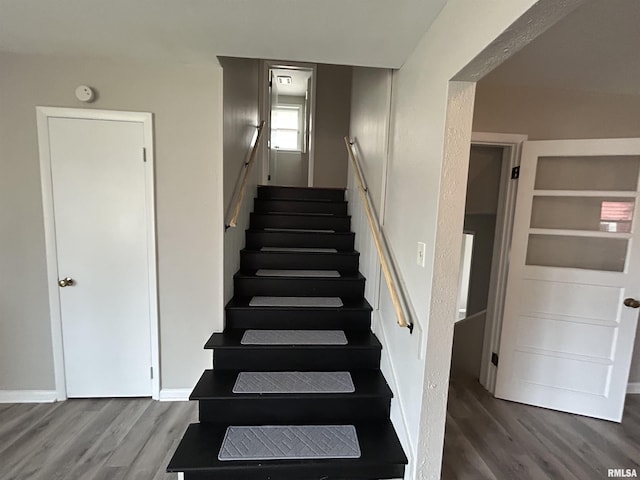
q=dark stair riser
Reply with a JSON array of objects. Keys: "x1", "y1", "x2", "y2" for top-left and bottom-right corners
[
  {"x1": 258, "y1": 185, "x2": 345, "y2": 202},
  {"x1": 246, "y1": 230, "x2": 355, "y2": 251},
  {"x1": 225, "y1": 308, "x2": 372, "y2": 331},
  {"x1": 212, "y1": 347, "x2": 381, "y2": 371},
  {"x1": 250, "y1": 213, "x2": 351, "y2": 232},
  {"x1": 240, "y1": 250, "x2": 359, "y2": 274},
  {"x1": 234, "y1": 275, "x2": 365, "y2": 298},
  {"x1": 254, "y1": 198, "x2": 348, "y2": 216},
  {"x1": 198, "y1": 397, "x2": 391, "y2": 423},
  {"x1": 184, "y1": 464, "x2": 405, "y2": 480}
]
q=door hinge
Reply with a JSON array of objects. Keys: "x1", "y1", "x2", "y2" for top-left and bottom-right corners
[
  {"x1": 269, "y1": 79, "x2": 273, "y2": 87},
  {"x1": 142, "y1": 147, "x2": 147, "y2": 163},
  {"x1": 491, "y1": 352, "x2": 499, "y2": 367},
  {"x1": 268, "y1": 174, "x2": 271, "y2": 181},
  {"x1": 511, "y1": 166, "x2": 520, "y2": 179},
  {"x1": 150, "y1": 366, "x2": 154, "y2": 379}
]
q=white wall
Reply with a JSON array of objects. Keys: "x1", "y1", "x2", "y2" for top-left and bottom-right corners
[
  {"x1": 349, "y1": 67, "x2": 427, "y2": 473},
  {"x1": 473, "y1": 82, "x2": 640, "y2": 383},
  {"x1": 0, "y1": 52, "x2": 224, "y2": 393},
  {"x1": 349, "y1": 1, "x2": 582, "y2": 478},
  {"x1": 221, "y1": 57, "x2": 260, "y2": 304}
]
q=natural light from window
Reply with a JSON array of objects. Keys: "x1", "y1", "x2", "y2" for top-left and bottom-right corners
[{"x1": 271, "y1": 106, "x2": 301, "y2": 151}]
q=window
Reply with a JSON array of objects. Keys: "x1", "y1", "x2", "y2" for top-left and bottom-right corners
[{"x1": 271, "y1": 105, "x2": 303, "y2": 151}]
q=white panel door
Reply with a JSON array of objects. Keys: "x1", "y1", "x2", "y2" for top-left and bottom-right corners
[
  {"x1": 48, "y1": 117, "x2": 152, "y2": 398},
  {"x1": 495, "y1": 138, "x2": 640, "y2": 422}
]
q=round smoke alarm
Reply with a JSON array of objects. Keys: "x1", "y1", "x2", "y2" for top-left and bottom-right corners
[{"x1": 75, "y1": 85, "x2": 95, "y2": 103}]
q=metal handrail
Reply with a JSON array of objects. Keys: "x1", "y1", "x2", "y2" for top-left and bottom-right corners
[
  {"x1": 344, "y1": 137, "x2": 413, "y2": 332},
  {"x1": 225, "y1": 121, "x2": 265, "y2": 229}
]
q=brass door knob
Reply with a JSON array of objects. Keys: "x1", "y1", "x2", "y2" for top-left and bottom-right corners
[
  {"x1": 623, "y1": 298, "x2": 640, "y2": 309},
  {"x1": 58, "y1": 277, "x2": 75, "y2": 288}
]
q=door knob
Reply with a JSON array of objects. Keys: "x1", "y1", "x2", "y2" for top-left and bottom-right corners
[
  {"x1": 623, "y1": 298, "x2": 640, "y2": 308},
  {"x1": 58, "y1": 277, "x2": 75, "y2": 288}
]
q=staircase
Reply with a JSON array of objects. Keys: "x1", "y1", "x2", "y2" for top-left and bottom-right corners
[{"x1": 167, "y1": 185, "x2": 407, "y2": 480}]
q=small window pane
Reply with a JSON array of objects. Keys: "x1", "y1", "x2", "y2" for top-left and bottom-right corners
[
  {"x1": 272, "y1": 130, "x2": 298, "y2": 150},
  {"x1": 534, "y1": 156, "x2": 640, "y2": 191},
  {"x1": 272, "y1": 108, "x2": 299, "y2": 130},
  {"x1": 526, "y1": 234, "x2": 627, "y2": 272},
  {"x1": 530, "y1": 197, "x2": 635, "y2": 233}
]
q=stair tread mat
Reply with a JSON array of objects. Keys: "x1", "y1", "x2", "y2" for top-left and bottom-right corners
[
  {"x1": 241, "y1": 329, "x2": 348, "y2": 345},
  {"x1": 256, "y1": 269, "x2": 341, "y2": 278},
  {"x1": 233, "y1": 371, "x2": 355, "y2": 394},
  {"x1": 260, "y1": 247, "x2": 339, "y2": 253},
  {"x1": 218, "y1": 425, "x2": 361, "y2": 461},
  {"x1": 249, "y1": 296, "x2": 344, "y2": 307},
  {"x1": 267, "y1": 211, "x2": 335, "y2": 216},
  {"x1": 264, "y1": 227, "x2": 336, "y2": 233}
]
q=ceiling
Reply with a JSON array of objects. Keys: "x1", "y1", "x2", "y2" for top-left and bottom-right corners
[
  {"x1": 481, "y1": 0, "x2": 640, "y2": 96},
  {"x1": 272, "y1": 68, "x2": 312, "y2": 97},
  {"x1": 0, "y1": 0, "x2": 448, "y2": 68}
]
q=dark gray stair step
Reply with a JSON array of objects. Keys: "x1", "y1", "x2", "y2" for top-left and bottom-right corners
[
  {"x1": 246, "y1": 229, "x2": 355, "y2": 251},
  {"x1": 250, "y1": 212, "x2": 351, "y2": 232},
  {"x1": 192, "y1": 369, "x2": 392, "y2": 423},
  {"x1": 206, "y1": 330, "x2": 381, "y2": 371},
  {"x1": 224, "y1": 296, "x2": 372, "y2": 331},
  {"x1": 257, "y1": 185, "x2": 345, "y2": 202},
  {"x1": 254, "y1": 198, "x2": 348, "y2": 216},
  {"x1": 240, "y1": 249, "x2": 360, "y2": 274},
  {"x1": 233, "y1": 272, "x2": 365, "y2": 298},
  {"x1": 167, "y1": 420, "x2": 407, "y2": 480}
]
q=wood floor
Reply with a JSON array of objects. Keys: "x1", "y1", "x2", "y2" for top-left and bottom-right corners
[
  {"x1": 0, "y1": 398, "x2": 197, "y2": 479},
  {"x1": 442, "y1": 377, "x2": 640, "y2": 480}
]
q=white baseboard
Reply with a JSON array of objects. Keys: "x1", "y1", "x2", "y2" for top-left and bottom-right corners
[
  {"x1": 159, "y1": 388, "x2": 191, "y2": 402},
  {"x1": 628, "y1": 382, "x2": 640, "y2": 394},
  {"x1": 0, "y1": 390, "x2": 57, "y2": 403}
]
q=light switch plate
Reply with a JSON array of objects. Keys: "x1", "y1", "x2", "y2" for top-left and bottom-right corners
[{"x1": 417, "y1": 242, "x2": 426, "y2": 267}]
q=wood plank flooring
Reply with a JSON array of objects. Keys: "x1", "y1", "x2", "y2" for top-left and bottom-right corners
[
  {"x1": 0, "y1": 398, "x2": 197, "y2": 480},
  {"x1": 443, "y1": 377, "x2": 640, "y2": 480}
]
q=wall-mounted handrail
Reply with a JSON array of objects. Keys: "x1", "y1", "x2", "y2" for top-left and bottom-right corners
[
  {"x1": 344, "y1": 137, "x2": 413, "y2": 332},
  {"x1": 226, "y1": 121, "x2": 265, "y2": 229}
]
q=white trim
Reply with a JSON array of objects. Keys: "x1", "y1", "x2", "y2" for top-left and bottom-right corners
[
  {"x1": 36, "y1": 107, "x2": 160, "y2": 401},
  {"x1": 159, "y1": 389, "x2": 192, "y2": 402},
  {"x1": 470, "y1": 132, "x2": 527, "y2": 395},
  {"x1": 0, "y1": 390, "x2": 58, "y2": 403},
  {"x1": 628, "y1": 383, "x2": 640, "y2": 394},
  {"x1": 260, "y1": 60, "x2": 317, "y2": 187},
  {"x1": 373, "y1": 310, "x2": 415, "y2": 480}
]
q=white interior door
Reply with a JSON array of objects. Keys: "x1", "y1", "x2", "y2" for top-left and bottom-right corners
[
  {"x1": 48, "y1": 116, "x2": 152, "y2": 398},
  {"x1": 496, "y1": 138, "x2": 640, "y2": 422}
]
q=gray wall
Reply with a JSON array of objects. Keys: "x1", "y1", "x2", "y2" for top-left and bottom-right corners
[
  {"x1": 0, "y1": 52, "x2": 224, "y2": 391},
  {"x1": 473, "y1": 82, "x2": 640, "y2": 384},
  {"x1": 220, "y1": 57, "x2": 260, "y2": 304},
  {"x1": 314, "y1": 64, "x2": 352, "y2": 188}
]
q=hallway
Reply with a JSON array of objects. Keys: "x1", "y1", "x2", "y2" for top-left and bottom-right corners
[{"x1": 443, "y1": 378, "x2": 640, "y2": 480}]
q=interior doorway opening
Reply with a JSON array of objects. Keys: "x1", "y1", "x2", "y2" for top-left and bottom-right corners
[{"x1": 262, "y1": 62, "x2": 316, "y2": 187}]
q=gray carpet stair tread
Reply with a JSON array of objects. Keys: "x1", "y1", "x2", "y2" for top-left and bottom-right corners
[
  {"x1": 233, "y1": 371, "x2": 355, "y2": 394},
  {"x1": 264, "y1": 228, "x2": 336, "y2": 233},
  {"x1": 260, "y1": 247, "x2": 339, "y2": 253},
  {"x1": 255, "y1": 269, "x2": 341, "y2": 278},
  {"x1": 218, "y1": 425, "x2": 361, "y2": 461},
  {"x1": 240, "y1": 329, "x2": 348, "y2": 345},
  {"x1": 248, "y1": 296, "x2": 344, "y2": 307}
]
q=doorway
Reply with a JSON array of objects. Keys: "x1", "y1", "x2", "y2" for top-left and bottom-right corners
[
  {"x1": 451, "y1": 144, "x2": 505, "y2": 381},
  {"x1": 37, "y1": 108, "x2": 159, "y2": 400},
  {"x1": 261, "y1": 62, "x2": 316, "y2": 187}
]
